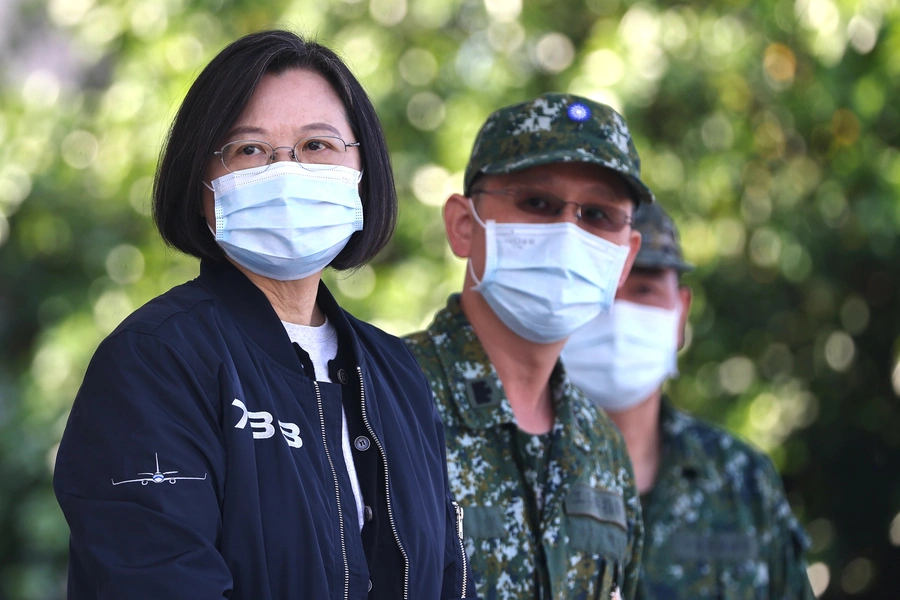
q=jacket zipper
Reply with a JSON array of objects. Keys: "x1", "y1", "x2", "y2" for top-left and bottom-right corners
[
  {"x1": 610, "y1": 561, "x2": 623, "y2": 599},
  {"x1": 356, "y1": 366, "x2": 410, "y2": 600},
  {"x1": 314, "y1": 382, "x2": 350, "y2": 600},
  {"x1": 452, "y1": 501, "x2": 468, "y2": 598}
]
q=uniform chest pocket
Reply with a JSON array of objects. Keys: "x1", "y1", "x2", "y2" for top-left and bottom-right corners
[
  {"x1": 672, "y1": 532, "x2": 759, "y2": 562},
  {"x1": 565, "y1": 485, "x2": 628, "y2": 561},
  {"x1": 462, "y1": 505, "x2": 506, "y2": 539},
  {"x1": 568, "y1": 516, "x2": 628, "y2": 560},
  {"x1": 665, "y1": 532, "x2": 765, "y2": 599},
  {"x1": 649, "y1": 560, "x2": 767, "y2": 600}
]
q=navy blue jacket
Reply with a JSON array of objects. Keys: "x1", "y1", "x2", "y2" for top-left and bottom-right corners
[{"x1": 54, "y1": 260, "x2": 476, "y2": 600}]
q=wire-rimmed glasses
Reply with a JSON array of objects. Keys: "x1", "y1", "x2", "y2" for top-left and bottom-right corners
[
  {"x1": 471, "y1": 187, "x2": 634, "y2": 234},
  {"x1": 213, "y1": 136, "x2": 361, "y2": 173}
]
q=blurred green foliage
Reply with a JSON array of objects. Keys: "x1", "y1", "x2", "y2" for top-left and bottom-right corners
[{"x1": 1, "y1": 0, "x2": 899, "y2": 598}]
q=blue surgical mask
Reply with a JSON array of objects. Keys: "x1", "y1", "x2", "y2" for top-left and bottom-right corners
[
  {"x1": 467, "y1": 200, "x2": 629, "y2": 344},
  {"x1": 206, "y1": 161, "x2": 363, "y2": 281},
  {"x1": 562, "y1": 300, "x2": 680, "y2": 412}
]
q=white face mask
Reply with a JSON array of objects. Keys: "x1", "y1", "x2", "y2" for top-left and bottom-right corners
[
  {"x1": 562, "y1": 299, "x2": 680, "y2": 412},
  {"x1": 467, "y1": 200, "x2": 630, "y2": 344},
  {"x1": 206, "y1": 161, "x2": 364, "y2": 281}
]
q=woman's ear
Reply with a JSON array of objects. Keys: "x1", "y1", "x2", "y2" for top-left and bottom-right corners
[{"x1": 443, "y1": 193, "x2": 476, "y2": 259}]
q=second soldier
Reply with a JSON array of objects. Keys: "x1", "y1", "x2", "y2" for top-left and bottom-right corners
[{"x1": 405, "y1": 93, "x2": 649, "y2": 599}]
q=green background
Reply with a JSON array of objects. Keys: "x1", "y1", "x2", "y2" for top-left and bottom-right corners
[{"x1": 1, "y1": 0, "x2": 898, "y2": 597}]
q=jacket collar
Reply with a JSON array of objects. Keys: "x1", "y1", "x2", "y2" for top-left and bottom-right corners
[
  {"x1": 196, "y1": 260, "x2": 365, "y2": 375},
  {"x1": 658, "y1": 396, "x2": 710, "y2": 481},
  {"x1": 427, "y1": 295, "x2": 593, "y2": 454}
]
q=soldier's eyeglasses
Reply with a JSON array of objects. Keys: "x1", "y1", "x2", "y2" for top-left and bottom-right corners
[{"x1": 470, "y1": 187, "x2": 634, "y2": 234}]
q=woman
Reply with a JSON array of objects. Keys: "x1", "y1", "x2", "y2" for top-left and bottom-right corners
[{"x1": 54, "y1": 30, "x2": 475, "y2": 600}]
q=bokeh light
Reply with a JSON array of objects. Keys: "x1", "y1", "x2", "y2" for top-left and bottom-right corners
[
  {"x1": 890, "y1": 512, "x2": 900, "y2": 546},
  {"x1": 808, "y1": 562, "x2": 830, "y2": 597},
  {"x1": 840, "y1": 557, "x2": 874, "y2": 595},
  {"x1": 534, "y1": 32, "x2": 575, "y2": 74}
]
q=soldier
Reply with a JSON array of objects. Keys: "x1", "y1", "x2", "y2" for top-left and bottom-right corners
[
  {"x1": 562, "y1": 202, "x2": 815, "y2": 599},
  {"x1": 404, "y1": 93, "x2": 648, "y2": 599}
]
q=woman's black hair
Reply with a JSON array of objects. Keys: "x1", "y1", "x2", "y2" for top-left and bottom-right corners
[{"x1": 152, "y1": 30, "x2": 396, "y2": 270}]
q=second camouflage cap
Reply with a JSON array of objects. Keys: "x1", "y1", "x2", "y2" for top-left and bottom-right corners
[
  {"x1": 633, "y1": 202, "x2": 694, "y2": 272},
  {"x1": 463, "y1": 92, "x2": 654, "y2": 205}
]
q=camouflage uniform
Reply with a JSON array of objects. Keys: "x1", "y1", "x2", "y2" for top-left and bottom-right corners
[
  {"x1": 638, "y1": 398, "x2": 814, "y2": 600},
  {"x1": 593, "y1": 203, "x2": 813, "y2": 598},
  {"x1": 404, "y1": 296, "x2": 644, "y2": 600}
]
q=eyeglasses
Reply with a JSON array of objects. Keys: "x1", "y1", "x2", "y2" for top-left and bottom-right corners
[
  {"x1": 471, "y1": 187, "x2": 634, "y2": 233},
  {"x1": 213, "y1": 136, "x2": 361, "y2": 173}
]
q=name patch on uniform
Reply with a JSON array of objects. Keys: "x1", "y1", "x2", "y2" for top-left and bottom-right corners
[
  {"x1": 565, "y1": 485, "x2": 627, "y2": 531},
  {"x1": 671, "y1": 532, "x2": 759, "y2": 561},
  {"x1": 463, "y1": 505, "x2": 506, "y2": 538},
  {"x1": 465, "y1": 378, "x2": 502, "y2": 409}
]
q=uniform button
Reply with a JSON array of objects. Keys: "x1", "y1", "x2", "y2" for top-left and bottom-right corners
[
  {"x1": 364, "y1": 505, "x2": 373, "y2": 522},
  {"x1": 354, "y1": 436, "x2": 370, "y2": 451},
  {"x1": 367, "y1": 579, "x2": 373, "y2": 592},
  {"x1": 337, "y1": 369, "x2": 348, "y2": 384}
]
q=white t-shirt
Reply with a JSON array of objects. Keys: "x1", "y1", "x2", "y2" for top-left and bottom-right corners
[{"x1": 282, "y1": 317, "x2": 365, "y2": 531}]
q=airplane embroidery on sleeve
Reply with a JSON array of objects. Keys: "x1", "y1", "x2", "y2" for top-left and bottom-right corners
[{"x1": 111, "y1": 453, "x2": 208, "y2": 486}]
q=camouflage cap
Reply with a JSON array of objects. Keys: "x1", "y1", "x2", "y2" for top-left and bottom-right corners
[
  {"x1": 632, "y1": 202, "x2": 694, "y2": 272},
  {"x1": 463, "y1": 92, "x2": 654, "y2": 204}
]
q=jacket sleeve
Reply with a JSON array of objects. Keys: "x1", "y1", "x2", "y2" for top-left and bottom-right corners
[
  {"x1": 402, "y1": 331, "x2": 478, "y2": 598},
  {"x1": 53, "y1": 330, "x2": 232, "y2": 600},
  {"x1": 431, "y1": 399, "x2": 478, "y2": 599}
]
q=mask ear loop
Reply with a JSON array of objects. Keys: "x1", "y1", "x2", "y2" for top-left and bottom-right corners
[
  {"x1": 467, "y1": 197, "x2": 488, "y2": 228},
  {"x1": 202, "y1": 179, "x2": 223, "y2": 237},
  {"x1": 666, "y1": 295, "x2": 684, "y2": 378},
  {"x1": 466, "y1": 198, "x2": 489, "y2": 287}
]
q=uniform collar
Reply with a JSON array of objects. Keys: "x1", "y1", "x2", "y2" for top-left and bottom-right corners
[
  {"x1": 426, "y1": 295, "x2": 593, "y2": 453},
  {"x1": 657, "y1": 396, "x2": 709, "y2": 481},
  {"x1": 196, "y1": 259, "x2": 364, "y2": 375}
]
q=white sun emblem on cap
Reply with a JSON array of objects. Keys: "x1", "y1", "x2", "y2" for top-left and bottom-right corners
[{"x1": 567, "y1": 103, "x2": 591, "y2": 122}]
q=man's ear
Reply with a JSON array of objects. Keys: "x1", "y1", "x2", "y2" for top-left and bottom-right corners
[
  {"x1": 676, "y1": 283, "x2": 693, "y2": 350},
  {"x1": 616, "y1": 229, "x2": 642, "y2": 289},
  {"x1": 444, "y1": 193, "x2": 476, "y2": 259}
]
